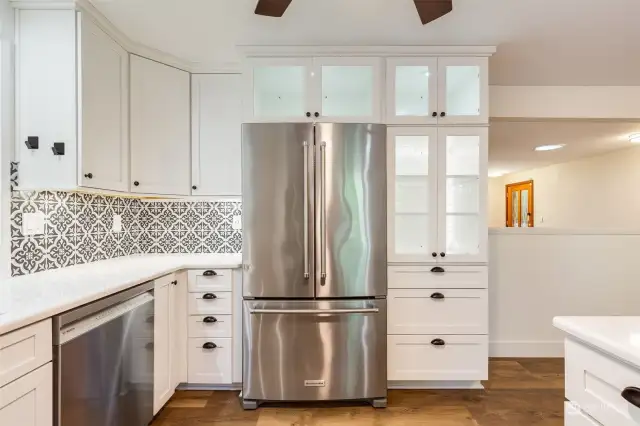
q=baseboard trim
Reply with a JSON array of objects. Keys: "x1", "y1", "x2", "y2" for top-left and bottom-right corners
[
  {"x1": 490, "y1": 340, "x2": 564, "y2": 357},
  {"x1": 177, "y1": 383, "x2": 242, "y2": 391},
  {"x1": 388, "y1": 380, "x2": 484, "y2": 390}
]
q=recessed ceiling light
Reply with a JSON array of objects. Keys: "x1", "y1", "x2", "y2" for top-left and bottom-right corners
[
  {"x1": 534, "y1": 144, "x2": 565, "y2": 152},
  {"x1": 488, "y1": 171, "x2": 506, "y2": 178},
  {"x1": 629, "y1": 133, "x2": 640, "y2": 143}
]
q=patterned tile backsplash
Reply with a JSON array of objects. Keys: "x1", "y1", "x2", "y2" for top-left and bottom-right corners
[{"x1": 10, "y1": 190, "x2": 242, "y2": 276}]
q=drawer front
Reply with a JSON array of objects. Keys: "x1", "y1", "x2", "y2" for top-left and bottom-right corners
[
  {"x1": 389, "y1": 265, "x2": 487, "y2": 289},
  {"x1": 187, "y1": 338, "x2": 232, "y2": 384},
  {"x1": 388, "y1": 289, "x2": 488, "y2": 335},
  {"x1": 0, "y1": 363, "x2": 52, "y2": 425},
  {"x1": 188, "y1": 269, "x2": 232, "y2": 292},
  {"x1": 188, "y1": 292, "x2": 232, "y2": 315},
  {"x1": 565, "y1": 403, "x2": 604, "y2": 426},
  {"x1": 566, "y1": 337, "x2": 640, "y2": 426},
  {"x1": 388, "y1": 335, "x2": 488, "y2": 381},
  {"x1": 188, "y1": 315, "x2": 233, "y2": 338},
  {"x1": 0, "y1": 319, "x2": 52, "y2": 387}
]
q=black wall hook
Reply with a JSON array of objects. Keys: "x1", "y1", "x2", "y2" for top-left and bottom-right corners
[
  {"x1": 25, "y1": 136, "x2": 39, "y2": 149},
  {"x1": 51, "y1": 142, "x2": 65, "y2": 156}
]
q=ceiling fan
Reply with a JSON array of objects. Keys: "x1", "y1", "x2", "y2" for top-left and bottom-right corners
[{"x1": 254, "y1": 0, "x2": 453, "y2": 25}]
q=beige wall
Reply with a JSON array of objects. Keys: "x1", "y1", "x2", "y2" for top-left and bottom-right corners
[{"x1": 489, "y1": 145, "x2": 640, "y2": 228}]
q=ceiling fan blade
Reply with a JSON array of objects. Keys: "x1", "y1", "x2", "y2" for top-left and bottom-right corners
[
  {"x1": 255, "y1": 0, "x2": 293, "y2": 17},
  {"x1": 413, "y1": 0, "x2": 453, "y2": 25}
]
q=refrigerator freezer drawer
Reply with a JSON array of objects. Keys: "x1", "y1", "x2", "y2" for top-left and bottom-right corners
[{"x1": 243, "y1": 299, "x2": 387, "y2": 402}]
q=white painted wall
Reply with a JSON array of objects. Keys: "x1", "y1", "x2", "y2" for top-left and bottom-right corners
[
  {"x1": 489, "y1": 145, "x2": 640, "y2": 229},
  {"x1": 489, "y1": 229, "x2": 640, "y2": 357},
  {"x1": 0, "y1": 0, "x2": 13, "y2": 280}
]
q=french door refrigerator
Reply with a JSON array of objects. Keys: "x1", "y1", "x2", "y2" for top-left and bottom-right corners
[{"x1": 241, "y1": 123, "x2": 387, "y2": 409}]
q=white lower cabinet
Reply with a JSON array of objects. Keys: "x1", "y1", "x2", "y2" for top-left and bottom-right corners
[
  {"x1": 153, "y1": 275, "x2": 174, "y2": 414},
  {"x1": 0, "y1": 363, "x2": 52, "y2": 426},
  {"x1": 565, "y1": 402, "x2": 604, "y2": 426},
  {"x1": 188, "y1": 338, "x2": 233, "y2": 384},
  {"x1": 188, "y1": 315, "x2": 233, "y2": 338}
]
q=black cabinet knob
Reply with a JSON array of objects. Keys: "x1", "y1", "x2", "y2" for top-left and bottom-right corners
[
  {"x1": 430, "y1": 292, "x2": 445, "y2": 300},
  {"x1": 203, "y1": 316, "x2": 218, "y2": 323},
  {"x1": 202, "y1": 342, "x2": 217, "y2": 350},
  {"x1": 440, "y1": 252, "x2": 446, "y2": 257},
  {"x1": 430, "y1": 266, "x2": 445, "y2": 273},
  {"x1": 314, "y1": 112, "x2": 320, "y2": 118},
  {"x1": 306, "y1": 112, "x2": 311, "y2": 117},
  {"x1": 203, "y1": 270, "x2": 218, "y2": 277},
  {"x1": 440, "y1": 112, "x2": 446, "y2": 117},
  {"x1": 431, "y1": 112, "x2": 437, "y2": 117},
  {"x1": 192, "y1": 185, "x2": 197, "y2": 190},
  {"x1": 171, "y1": 280, "x2": 177, "y2": 285},
  {"x1": 622, "y1": 387, "x2": 640, "y2": 408},
  {"x1": 202, "y1": 293, "x2": 217, "y2": 300},
  {"x1": 431, "y1": 338, "x2": 446, "y2": 346},
  {"x1": 84, "y1": 173, "x2": 93, "y2": 179},
  {"x1": 133, "y1": 181, "x2": 139, "y2": 186},
  {"x1": 431, "y1": 252, "x2": 437, "y2": 258}
]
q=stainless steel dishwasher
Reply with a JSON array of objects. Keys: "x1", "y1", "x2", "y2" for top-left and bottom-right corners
[{"x1": 53, "y1": 282, "x2": 155, "y2": 426}]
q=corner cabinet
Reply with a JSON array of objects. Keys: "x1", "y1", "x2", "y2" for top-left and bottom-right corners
[
  {"x1": 387, "y1": 126, "x2": 488, "y2": 264},
  {"x1": 243, "y1": 57, "x2": 382, "y2": 123}
]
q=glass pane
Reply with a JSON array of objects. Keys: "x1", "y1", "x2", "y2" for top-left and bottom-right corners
[
  {"x1": 396, "y1": 214, "x2": 429, "y2": 255},
  {"x1": 446, "y1": 215, "x2": 479, "y2": 255},
  {"x1": 446, "y1": 135, "x2": 480, "y2": 176},
  {"x1": 395, "y1": 66, "x2": 431, "y2": 116},
  {"x1": 254, "y1": 66, "x2": 305, "y2": 118},
  {"x1": 396, "y1": 135, "x2": 429, "y2": 176},
  {"x1": 322, "y1": 66, "x2": 373, "y2": 117},
  {"x1": 521, "y1": 189, "x2": 529, "y2": 226},
  {"x1": 446, "y1": 65, "x2": 480, "y2": 116},
  {"x1": 446, "y1": 177, "x2": 479, "y2": 214},
  {"x1": 511, "y1": 191, "x2": 519, "y2": 227},
  {"x1": 397, "y1": 177, "x2": 429, "y2": 214}
]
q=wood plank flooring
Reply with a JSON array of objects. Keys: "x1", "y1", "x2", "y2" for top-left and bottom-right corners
[{"x1": 151, "y1": 358, "x2": 564, "y2": 425}]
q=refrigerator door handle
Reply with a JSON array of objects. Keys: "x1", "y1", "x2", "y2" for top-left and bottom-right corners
[
  {"x1": 249, "y1": 307, "x2": 379, "y2": 315},
  {"x1": 303, "y1": 140, "x2": 310, "y2": 280},
  {"x1": 320, "y1": 141, "x2": 327, "y2": 281}
]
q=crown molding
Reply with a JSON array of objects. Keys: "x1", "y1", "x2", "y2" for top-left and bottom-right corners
[{"x1": 238, "y1": 45, "x2": 497, "y2": 58}]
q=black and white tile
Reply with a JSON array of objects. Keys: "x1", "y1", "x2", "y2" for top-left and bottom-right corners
[{"x1": 10, "y1": 190, "x2": 243, "y2": 276}]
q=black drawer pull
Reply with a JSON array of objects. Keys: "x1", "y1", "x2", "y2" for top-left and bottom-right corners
[
  {"x1": 202, "y1": 293, "x2": 217, "y2": 300},
  {"x1": 203, "y1": 270, "x2": 218, "y2": 277},
  {"x1": 203, "y1": 316, "x2": 218, "y2": 323},
  {"x1": 430, "y1": 292, "x2": 445, "y2": 300},
  {"x1": 430, "y1": 266, "x2": 445, "y2": 273},
  {"x1": 202, "y1": 342, "x2": 217, "y2": 350},
  {"x1": 431, "y1": 338, "x2": 445, "y2": 346},
  {"x1": 622, "y1": 387, "x2": 640, "y2": 408}
]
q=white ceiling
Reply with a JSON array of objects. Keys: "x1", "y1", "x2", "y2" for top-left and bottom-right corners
[
  {"x1": 89, "y1": 0, "x2": 640, "y2": 86},
  {"x1": 489, "y1": 121, "x2": 640, "y2": 176}
]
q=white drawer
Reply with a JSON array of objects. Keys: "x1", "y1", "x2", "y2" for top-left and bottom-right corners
[
  {"x1": 0, "y1": 362, "x2": 52, "y2": 425},
  {"x1": 388, "y1": 265, "x2": 487, "y2": 289},
  {"x1": 188, "y1": 292, "x2": 232, "y2": 315},
  {"x1": 388, "y1": 335, "x2": 488, "y2": 382},
  {"x1": 565, "y1": 403, "x2": 604, "y2": 426},
  {"x1": 188, "y1": 269, "x2": 232, "y2": 292},
  {"x1": 0, "y1": 319, "x2": 52, "y2": 387},
  {"x1": 566, "y1": 337, "x2": 640, "y2": 426},
  {"x1": 187, "y1": 338, "x2": 232, "y2": 384},
  {"x1": 388, "y1": 289, "x2": 488, "y2": 335},
  {"x1": 188, "y1": 315, "x2": 233, "y2": 338}
]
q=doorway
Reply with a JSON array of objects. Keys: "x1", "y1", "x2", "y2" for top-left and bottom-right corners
[{"x1": 506, "y1": 180, "x2": 534, "y2": 227}]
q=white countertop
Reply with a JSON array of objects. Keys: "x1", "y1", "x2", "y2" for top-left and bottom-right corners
[
  {"x1": 0, "y1": 254, "x2": 242, "y2": 335},
  {"x1": 554, "y1": 316, "x2": 640, "y2": 369}
]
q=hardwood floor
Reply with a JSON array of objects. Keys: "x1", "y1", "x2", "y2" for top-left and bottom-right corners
[{"x1": 151, "y1": 358, "x2": 564, "y2": 425}]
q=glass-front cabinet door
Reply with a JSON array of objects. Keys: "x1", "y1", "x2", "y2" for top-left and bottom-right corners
[
  {"x1": 437, "y1": 127, "x2": 488, "y2": 263},
  {"x1": 386, "y1": 58, "x2": 438, "y2": 125},
  {"x1": 437, "y1": 57, "x2": 489, "y2": 124},
  {"x1": 387, "y1": 127, "x2": 438, "y2": 263},
  {"x1": 313, "y1": 57, "x2": 382, "y2": 123},
  {"x1": 243, "y1": 58, "x2": 314, "y2": 122}
]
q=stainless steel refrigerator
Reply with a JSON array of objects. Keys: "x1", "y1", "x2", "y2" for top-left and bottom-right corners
[{"x1": 241, "y1": 123, "x2": 387, "y2": 409}]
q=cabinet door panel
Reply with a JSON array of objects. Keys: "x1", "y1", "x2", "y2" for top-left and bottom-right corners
[
  {"x1": 153, "y1": 281, "x2": 173, "y2": 414},
  {"x1": 0, "y1": 364, "x2": 52, "y2": 426},
  {"x1": 131, "y1": 55, "x2": 190, "y2": 195},
  {"x1": 386, "y1": 57, "x2": 438, "y2": 125},
  {"x1": 191, "y1": 74, "x2": 242, "y2": 196},
  {"x1": 79, "y1": 16, "x2": 129, "y2": 192},
  {"x1": 438, "y1": 57, "x2": 489, "y2": 124}
]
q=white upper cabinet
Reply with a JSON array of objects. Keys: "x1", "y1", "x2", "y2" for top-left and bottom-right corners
[
  {"x1": 130, "y1": 55, "x2": 191, "y2": 195},
  {"x1": 79, "y1": 16, "x2": 129, "y2": 192},
  {"x1": 243, "y1": 57, "x2": 382, "y2": 123},
  {"x1": 192, "y1": 74, "x2": 242, "y2": 196},
  {"x1": 15, "y1": 10, "x2": 129, "y2": 192},
  {"x1": 388, "y1": 127, "x2": 487, "y2": 264},
  {"x1": 386, "y1": 57, "x2": 489, "y2": 125}
]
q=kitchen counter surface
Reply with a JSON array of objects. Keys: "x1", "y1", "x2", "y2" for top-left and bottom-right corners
[
  {"x1": 554, "y1": 316, "x2": 640, "y2": 369},
  {"x1": 0, "y1": 254, "x2": 242, "y2": 335}
]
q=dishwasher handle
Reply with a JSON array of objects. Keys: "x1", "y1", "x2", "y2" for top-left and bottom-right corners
[{"x1": 249, "y1": 307, "x2": 379, "y2": 315}]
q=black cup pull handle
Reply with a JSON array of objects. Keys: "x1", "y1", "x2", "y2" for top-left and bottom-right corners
[
  {"x1": 431, "y1": 338, "x2": 445, "y2": 346},
  {"x1": 202, "y1": 293, "x2": 217, "y2": 300},
  {"x1": 430, "y1": 292, "x2": 445, "y2": 300},
  {"x1": 431, "y1": 266, "x2": 445, "y2": 273},
  {"x1": 202, "y1": 342, "x2": 217, "y2": 350},
  {"x1": 431, "y1": 111, "x2": 437, "y2": 117},
  {"x1": 203, "y1": 270, "x2": 218, "y2": 277},
  {"x1": 622, "y1": 387, "x2": 640, "y2": 408},
  {"x1": 203, "y1": 316, "x2": 218, "y2": 323}
]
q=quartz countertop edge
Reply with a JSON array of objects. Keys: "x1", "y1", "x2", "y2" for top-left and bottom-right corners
[
  {"x1": 553, "y1": 316, "x2": 640, "y2": 369},
  {"x1": 0, "y1": 254, "x2": 242, "y2": 335}
]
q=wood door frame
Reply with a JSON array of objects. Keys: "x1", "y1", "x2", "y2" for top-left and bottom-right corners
[{"x1": 505, "y1": 180, "x2": 534, "y2": 227}]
